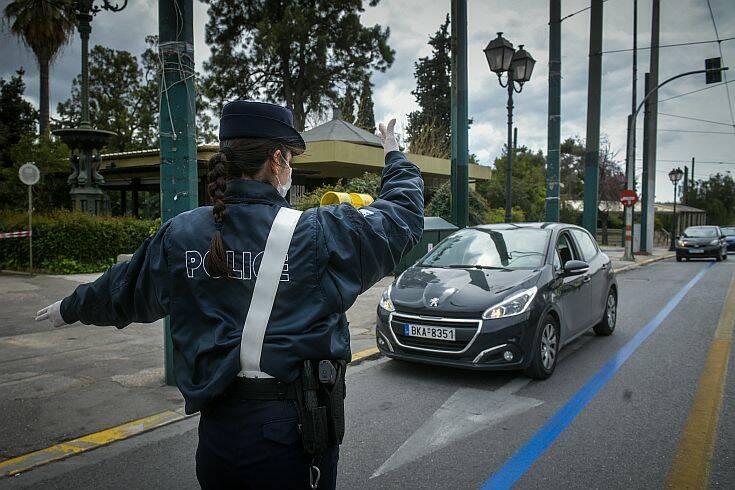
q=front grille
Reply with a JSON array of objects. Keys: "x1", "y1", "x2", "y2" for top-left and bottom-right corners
[{"x1": 389, "y1": 313, "x2": 481, "y2": 353}]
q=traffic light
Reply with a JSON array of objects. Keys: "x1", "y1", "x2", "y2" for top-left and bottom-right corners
[{"x1": 705, "y1": 57, "x2": 722, "y2": 84}]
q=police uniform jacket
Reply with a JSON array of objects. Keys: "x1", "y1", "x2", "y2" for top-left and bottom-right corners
[{"x1": 60, "y1": 151, "x2": 424, "y2": 414}]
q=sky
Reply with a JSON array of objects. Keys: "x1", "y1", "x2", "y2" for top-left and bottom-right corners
[{"x1": 2, "y1": 0, "x2": 734, "y2": 202}]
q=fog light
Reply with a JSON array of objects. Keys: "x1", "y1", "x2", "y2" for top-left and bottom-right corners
[
  {"x1": 377, "y1": 336, "x2": 386, "y2": 346},
  {"x1": 503, "y1": 350, "x2": 514, "y2": 361}
]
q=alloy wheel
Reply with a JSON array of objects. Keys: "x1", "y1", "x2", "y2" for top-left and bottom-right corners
[
  {"x1": 607, "y1": 293, "x2": 617, "y2": 327},
  {"x1": 540, "y1": 323, "x2": 558, "y2": 370}
]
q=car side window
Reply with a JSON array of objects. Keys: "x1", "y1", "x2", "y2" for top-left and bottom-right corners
[
  {"x1": 571, "y1": 229, "x2": 598, "y2": 262},
  {"x1": 555, "y1": 233, "x2": 578, "y2": 269}
]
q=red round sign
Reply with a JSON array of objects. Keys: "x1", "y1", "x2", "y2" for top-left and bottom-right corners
[{"x1": 620, "y1": 189, "x2": 638, "y2": 206}]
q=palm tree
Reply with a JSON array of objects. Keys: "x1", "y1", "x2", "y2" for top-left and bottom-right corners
[{"x1": 4, "y1": 0, "x2": 76, "y2": 136}]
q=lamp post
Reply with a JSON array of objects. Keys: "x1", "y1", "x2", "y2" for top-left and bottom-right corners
[
  {"x1": 668, "y1": 167, "x2": 684, "y2": 251},
  {"x1": 484, "y1": 33, "x2": 535, "y2": 222}
]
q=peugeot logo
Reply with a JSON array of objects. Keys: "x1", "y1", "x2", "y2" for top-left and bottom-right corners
[{"x1": 429, "y1": 297, "x2": 439, "y2": 307}]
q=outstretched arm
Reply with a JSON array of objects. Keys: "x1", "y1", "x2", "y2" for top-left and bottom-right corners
[{"x1": 36, "y1": 220, "x2": 173, "y2": 329}]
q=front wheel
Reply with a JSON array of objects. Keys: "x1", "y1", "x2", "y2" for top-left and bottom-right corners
[
  {"x1": 676, "y1": 256, "x2": 683, "y2": 262},
  {"x1": 594, "y1": 290, "x2": 617, "y2": 336},
  {"x1": 525, "y1": 315, "x2": 559, "y2": 380}
]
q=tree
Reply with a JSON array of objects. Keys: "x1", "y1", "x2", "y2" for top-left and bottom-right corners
[
  {"x1": 202, "y1": 0, "x2": 394, "y2": 131},
  {"x1": 425, "y1": 180, "x2": 494, "y2": 226},
  {"x1": 336, "y1": 87, "x2": 357, "y2": 123},
  {"x1": 354, "y1": 75, "x2": 376, "y2": 133},
  {"x1": 687, "y1": 172, "x2": 735, "y2": 225},
  {"x1": 56, "y1": 44, "x2": 154, "y2": 152},
  {"x1": 3, "y1": 0, "x2": 76, "y2": 136},
  {"x1": 56, "y1": 36, "x2": 216, "y2": 151},
  {"x1": 0, "y1": 70, "x2": 37, "y2": 168},
  {"x1": 477, "y1": 146, "x2": 547, "y2": 222},
  {"x1": 406, "y1": 15, "x2": 451, "y2": 157},
  {"x1": 558, "y1": 136, "x2": 625, "y2": 239}
]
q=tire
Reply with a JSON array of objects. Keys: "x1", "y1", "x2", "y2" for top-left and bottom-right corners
[
  {"x1": 723, "y1": 251, "x2": 728, "y2": 260},
  {"x1": 716, "y1": 254, "x2": 722, "y2": 262},
  {"x1": 594, "y1": 289, "x2": 617, "y2": 336},
  {"x1": 525, "y1": 315, "x2": 559, "y2": 380},
  {"x1": 676, "y1": 256, "x2": 682, "y2": 262}
]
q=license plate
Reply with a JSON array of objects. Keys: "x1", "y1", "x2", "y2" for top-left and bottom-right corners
[
  {"x1": 403, "y1": 324, "x2": 456, "y2": 341},
  {"x1": 689, "y1": 249, "x2": 704, "y2": 253}
]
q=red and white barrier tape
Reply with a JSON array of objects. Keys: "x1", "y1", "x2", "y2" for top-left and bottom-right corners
[{"x1": 0, "y1": 231, "x2": 32, "y2": 239}]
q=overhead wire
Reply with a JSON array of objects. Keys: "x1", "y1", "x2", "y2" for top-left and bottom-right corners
[
  {"x1": 658, "y1": 112, "x2": 735, "y2": 128},
  {"x1": 659, "y1": 80, "x2": 735, "y2": 102},
  {"x1": 705, "y1": 0, "x2": 735, "y2": 138},
  {"x1": 599, "y1": 36, "x2": 735, "y2": 54}
]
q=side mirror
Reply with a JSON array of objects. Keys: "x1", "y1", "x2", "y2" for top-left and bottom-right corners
[{"x1": 563, "y1": 260, "x2": 589, "y2": 276}]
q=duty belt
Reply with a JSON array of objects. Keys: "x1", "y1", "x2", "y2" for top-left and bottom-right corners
[{"x1": 225, "y1": 377, "x2": 298, "y2": 400}]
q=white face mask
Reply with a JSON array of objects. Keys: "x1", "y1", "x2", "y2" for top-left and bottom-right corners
[{"x1": 276, "y1": 154, "x2": 292, "y2": 198}]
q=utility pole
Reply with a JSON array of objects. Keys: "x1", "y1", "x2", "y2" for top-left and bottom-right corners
[
  {"x1": 582, "y1": 0, "x2": 604, "y2": 236},
  {"x1": 683, "y1": 166, "x2": 689, "y2": 203},
  {"x1": 641, "y1": 72, "x2": 651, "y2": 247},
  {"x1": 159, "y1": 0, "x2": 198, "y2": 385},
  {"x1": 450, "y1": 0, "x2": 469, "y2": 228},
  {"x1": 690, "y1": 156, "x2": 695, "y2": 193},
  {"x1": 546, "y1": 0, "x2": 561, "y2": 222},
  {"x1": 641, "y1": 0, "x2": 660, "y2": 253}
]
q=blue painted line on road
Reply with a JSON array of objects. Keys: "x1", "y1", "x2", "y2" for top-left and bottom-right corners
[{"x1": 481, "y1": 262, "x2": 715, "y2": 490}]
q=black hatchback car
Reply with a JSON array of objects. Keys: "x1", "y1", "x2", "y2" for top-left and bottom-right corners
[
  {"x1": 376, "y1": 223, "x2": 617, "y2": 380},
  {"x1": 675, "y1": 225, "x2": 728, "y2": 261}
]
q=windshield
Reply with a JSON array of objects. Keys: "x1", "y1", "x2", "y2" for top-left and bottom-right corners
[
  {"x1": 682, "y1": 226, "x2": 718, "y2": 238},
  {"x1": 420, "y1": 228, "x2": 549, "y2": 269},
  {"x1": 721, "y1": 227, "x2": 735, "y2": 236}
]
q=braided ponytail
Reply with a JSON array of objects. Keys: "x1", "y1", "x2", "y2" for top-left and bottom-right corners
[{"x1": 206, "y1": 151, "x2": 230, "y2": 277}]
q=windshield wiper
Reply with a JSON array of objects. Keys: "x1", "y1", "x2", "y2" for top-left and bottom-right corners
[{"x1": 447, "y1": 264, "x2": 512, "y2": 270}]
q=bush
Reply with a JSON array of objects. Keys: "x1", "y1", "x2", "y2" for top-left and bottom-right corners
[
  {"x1": 425, "y1": 181, "x2": 490, "y2": 226},
  {"x1": 0, "y1": 210, "x2": 155, "y2": 274}
]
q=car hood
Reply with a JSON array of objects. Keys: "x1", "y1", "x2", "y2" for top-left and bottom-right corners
[{"x1": 391, "y1": 266, "x2": 542, "y2": 318}]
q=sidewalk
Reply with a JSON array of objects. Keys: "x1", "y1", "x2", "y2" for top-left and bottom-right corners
[
  {"x1": 0, "y1": 271, "x2": 391, "y2": 463},
  {"x1": 600, "y1": 246, "x2": 675, "y2": 272}
]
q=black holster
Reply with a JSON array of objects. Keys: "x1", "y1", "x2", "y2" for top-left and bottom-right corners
[{"x1": 295, "y1": 359, "x2": 347, "y2": 456}]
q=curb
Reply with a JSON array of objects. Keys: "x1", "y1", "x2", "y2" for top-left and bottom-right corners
[
  {"x1": 0, "y1": 409, "x2": 192, "y2": 479},
  {"x1": 613, "y1": 253, "x2": 676, "y2": 274}
]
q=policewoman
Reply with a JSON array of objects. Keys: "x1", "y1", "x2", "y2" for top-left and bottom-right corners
[{"x1": 35, "y1": 100, "x2": 424, "y2": 489}]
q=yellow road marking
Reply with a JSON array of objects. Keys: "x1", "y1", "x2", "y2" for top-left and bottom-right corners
[
  {"x1": 667, "y1": 272, "x2": 735, "y2": 489},
  {"x1": 0, "y1": 410, "x2": 187, "y2": 478},
  {"x1": 351, "y1": 346, "x2": 380, "y2": 363}
]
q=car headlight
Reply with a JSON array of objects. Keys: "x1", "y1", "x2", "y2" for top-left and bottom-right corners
[
  {"x1": 379, "y1": 285, "x2": 395, "y2": 312},
  {"x1": 677, "y1": 240, "x2": 686, "y2": 247},
  {"x1": 482, "y1": 286, "x2": 538, "y2": 320},
  {"x1": 709, "y1": 239, "x2": 719, "y2": 246}
]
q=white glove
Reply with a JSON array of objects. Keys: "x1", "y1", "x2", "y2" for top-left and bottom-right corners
[
  {"x1": 35, "y1": 300, "x2": 68, "y2": 328},
  {"x1": 378, "y1": 119, "x2": 400, "y2": 156}
]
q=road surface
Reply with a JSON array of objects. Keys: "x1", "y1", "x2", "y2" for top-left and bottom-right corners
[{"x1": 2, "y1": 258, "x2": 733, "y2": 489}]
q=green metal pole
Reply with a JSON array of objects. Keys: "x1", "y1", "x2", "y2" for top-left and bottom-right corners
[
  {"x1": 546, "y1": 0, "x2": 561, "y2": 222},
  {"x1": 450, "y1": 0, "x2": 469, "y2": 228},
  {"x1": 582, "y1": 0, "x2": 604, "y2": 236},
  {"x1": 505, "y1": 83, "x2": 513, "y2": 223},
  {"x1": 159, "y1": 0, "x2": 198, "y2": 386}
]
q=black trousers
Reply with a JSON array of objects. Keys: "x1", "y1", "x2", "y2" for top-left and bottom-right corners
[{"x1": 196, "y1": 396, "x2": 339, "y2": 489}]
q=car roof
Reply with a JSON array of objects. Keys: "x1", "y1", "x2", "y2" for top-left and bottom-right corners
[{"x1": 471, "y1": 222, "x2": 583, "y2": 231}]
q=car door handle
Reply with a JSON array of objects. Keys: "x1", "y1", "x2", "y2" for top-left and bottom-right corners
[
  {"x1": 582, "y1": 276, "x2": 591, "y2": 283},
  {"x1": 601, "y1": 263, "x2": 608, "y2": 270}
]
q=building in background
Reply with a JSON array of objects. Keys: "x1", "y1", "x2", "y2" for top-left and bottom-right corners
[{"x1": 97, "y1": 113, "x2": 492, "y2": 217}]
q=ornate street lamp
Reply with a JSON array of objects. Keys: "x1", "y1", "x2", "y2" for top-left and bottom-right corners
[
  {"x1": 52, "y1": 0, "x2": 128, "y2": 214},
  {"x1": 484, "y1": 33, "x2": 536, "y2": 222},
  {"x1": 668, "y1": 167, "x2": 684, "y2": 251}
]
